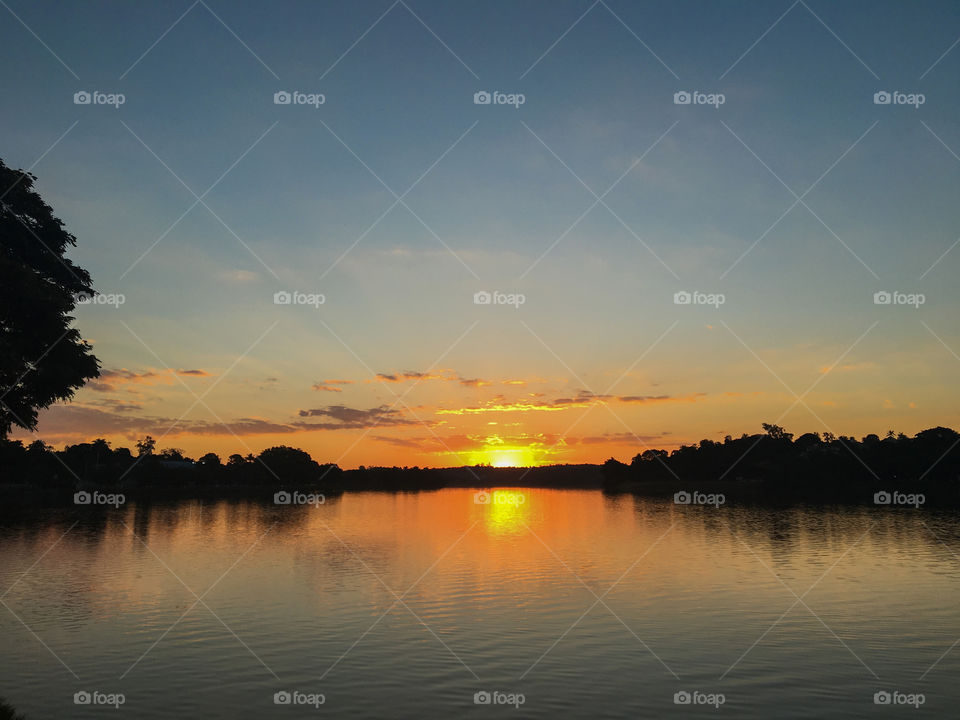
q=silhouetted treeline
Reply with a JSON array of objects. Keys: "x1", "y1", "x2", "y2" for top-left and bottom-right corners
[
  {"x1": 3, "y1": 424, "x2": 960, "y2": 502},
  {"x1": 0, "y1": 436, "x2": 342, "y2": 493},
  {"x1": 602, "y1": 424, "x2": 960, "y2": 499},
  {"x1": 0, "y1": 434, "x2": 605, "y2": 495}
]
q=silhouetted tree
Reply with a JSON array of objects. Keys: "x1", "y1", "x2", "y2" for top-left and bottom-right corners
[
  {"x1": 0, "y1": 158, "x2": 100, "y2": 438},
  {"x1": 158, "y1": 447, "x2": 190, "y2": 462},
  {"x1": 0, "y1": 697, "x2": 25, "y2": 720},
  {"x1": 762, "y1": 423, "x2": 793, "y2": 441},
  {"x1": 136, "y1": 436, "x2": 156, "y2": 457},
  {"x1": 257, "y1": 445, "x2": 321, "y2": 483},
  {"x1": 198, "y1": 452, "x2": 221, "y2": 467}
]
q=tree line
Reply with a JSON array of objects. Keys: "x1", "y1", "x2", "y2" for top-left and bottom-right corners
[
  {"x1": 602, "y1": 423, "x2": 960, "y2": 496},
  {"x1": 0, "y1": 436, "x2": 342, "y2": 489}
]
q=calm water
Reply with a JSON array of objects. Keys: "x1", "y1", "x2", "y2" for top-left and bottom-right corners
[{"x1": 1, "y1": 488, "x2": 959, "y2": 718}]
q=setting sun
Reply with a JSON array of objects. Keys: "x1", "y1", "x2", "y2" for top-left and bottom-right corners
[{"x1": 468, "y1": 445, "x2": 541, "y2": 467}]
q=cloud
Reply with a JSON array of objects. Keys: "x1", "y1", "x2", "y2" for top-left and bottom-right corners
[
  {"x1": 438, "y1": 391, "x2": 707, "y2": 415},
  {"x1": 15, "y1": 405, "x2": 297, "y2": 442},
  {"x1": 90, "y1": 368, "x2": 167, "y2": 392},
  {"x1": 372, "y1": 369, "x2": 498, "y2": 388},
  {"x1": 20, "y1": 399, "x2": 434, "y2": 445},
  {"x1": 374, "y1": 371, "x2": 451, "y2": 383},
  {"x1": 89, "y1": 367, "x2": 213, "y2": 392},
  {"x1": 617, "y1": 393, "x2": 705, "y2": 404},
  {"x1": 297, "y1": 405, "x2": 419, "y2": 429},
  {"x1": 90, "y1": 398, "x2": 144, "y2": 413},
  {"x1": 459, "y1": 377, "x2": 491, "y2": 388},
  {"x1": 371, "y1": 435, "x2": 438, "y2": 449},
  {"x1": 312, "y1": 379, "x2": 354, "y2": 392}
]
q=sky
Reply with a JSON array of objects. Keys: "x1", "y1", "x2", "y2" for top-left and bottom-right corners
[{"x1": 3, "y1": 0, "x2": 960, "y2": 467}]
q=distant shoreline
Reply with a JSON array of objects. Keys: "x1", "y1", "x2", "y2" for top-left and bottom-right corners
[{"x1": 2, "y1": 462, "x2": 958, "y2": 509}]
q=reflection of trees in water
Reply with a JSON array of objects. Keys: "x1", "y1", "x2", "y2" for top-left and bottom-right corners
[{"x1": 630, "y1": 499, "x2": 960, "y2": 569}]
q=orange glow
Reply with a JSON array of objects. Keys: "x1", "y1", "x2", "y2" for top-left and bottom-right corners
[
  {"x1": 482, "y1": 490, "x2": 530, "y2": 534},
  {"x1": 467, "y1": 445, "x2": 542, "y2": 467}
]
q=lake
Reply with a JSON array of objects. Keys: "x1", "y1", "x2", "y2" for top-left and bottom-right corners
[{"x1": 1, "y1": 488, "x2": 958, "y2": 718}]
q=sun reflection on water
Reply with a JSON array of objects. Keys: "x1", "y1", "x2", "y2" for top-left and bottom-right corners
[{"x1": 480, "y1": 489, "x2": 530, "y2": 535}]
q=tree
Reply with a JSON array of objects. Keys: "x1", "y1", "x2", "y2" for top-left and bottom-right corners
[
  {"x1": 158, "y1": 447, "x2": 187, "y2": 462},
  {"x1": 198, "y1": 452, "x2": 221, "y2": 467},
  {"x1": 257, "y1": 445, "x2": 320, "y2": 482},
  {"x1": 0, "y1": 158, "x2": 99, "y2": 438},
  {"x1": 762, "y1": 423, "x2": 793, "y2": 441},
  {"x1": 0, "y1": 697, "x2": 26, "y2": 720},
  {"x1": 136, "y1": 436, "x2": 156, "y2": 457}
]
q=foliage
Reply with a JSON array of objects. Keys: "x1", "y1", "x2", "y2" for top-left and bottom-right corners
[{"x1": 0, "y1": 158, "x2": 99, "y2": 438}]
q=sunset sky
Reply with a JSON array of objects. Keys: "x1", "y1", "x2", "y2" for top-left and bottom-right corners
[{"x1": 4, "y1": 0, "x2": 960, "y2": 467}]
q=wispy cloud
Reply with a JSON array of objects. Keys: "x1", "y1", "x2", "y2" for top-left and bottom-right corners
[
  {"x1": 312, "y1": 379, "x2": 354, "y2": 392},
  {"x1": 297, "y1": 404, "x2": 420, "y2": 429}
]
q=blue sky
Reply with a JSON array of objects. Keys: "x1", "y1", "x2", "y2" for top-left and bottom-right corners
[{"x1": 3, "y1": 0, "x2": 960, "y2": 465}]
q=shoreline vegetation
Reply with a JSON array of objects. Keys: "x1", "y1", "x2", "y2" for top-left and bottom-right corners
[
  {"x1": 0, "y1": 698, "x2": 24, "y2": 720},
  {"x1": 1, "y1": 424, "x2": 959, "y2": 505}
]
